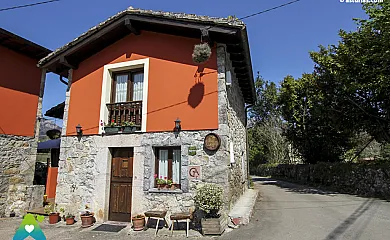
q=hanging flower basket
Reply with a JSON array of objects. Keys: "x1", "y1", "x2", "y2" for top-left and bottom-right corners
[{"x1": 192, "y1": 43, "x2": 211, "y2": 64}]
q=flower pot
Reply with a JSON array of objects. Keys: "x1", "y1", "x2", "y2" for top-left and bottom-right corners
[
  {"x1": 132, "y1": 216, "x2": 145, "y2": 231},
  {"x1": 80, "y1": 215, "x2": 94, "y2": 228},
  {"x1": 65, "y1": 217, "x2": 75, "y2": 225},
  {"x1": 157, "y1": 184, "x2": 166, "y2": 190},
  {"x1": 201, "y1": 215, "x2": 227, "y2": 235},
  {"x1": 104, "y1": 126, "x2": 120, "y2": 134},
  {"x1": 49, "y1": 213, "x2": 60, "y2": 224}
]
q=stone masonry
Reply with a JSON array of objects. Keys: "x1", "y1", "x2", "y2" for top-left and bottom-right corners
[
  {"x1": 56, "y1": 130, "x2": 230, "y2": 222},
  {"x1": 217, "y1": 44, "x2": 248, "y2": 209},
  {"x1": 0, "y1": 135, "x2": 44, "y2": 217},
  {"x1": 55, "y1": 45, "x2": 248, "y2": 222}
]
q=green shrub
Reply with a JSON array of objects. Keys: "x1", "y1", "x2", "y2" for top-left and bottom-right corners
[{"x1": 193, "y1": 183, "x2": 223, "y2": 217}]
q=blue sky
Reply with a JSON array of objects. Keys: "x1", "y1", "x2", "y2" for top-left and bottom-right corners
[{"x1": 0, "y1": 0, "x2": 367, "y2": 123}]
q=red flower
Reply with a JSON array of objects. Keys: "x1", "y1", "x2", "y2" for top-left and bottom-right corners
[
  {"x1": 111, "y1": 119, "x2": 115, "y2": 123},
  {"x1": 160, "y1": 176, "x2": 162, "y2": 179},
  {"x1": 154, "y1": 174, "x2": 157, "y2": 178},
  {"x1": 164, "y1": 177, "x2": 167, "y2": 180}
]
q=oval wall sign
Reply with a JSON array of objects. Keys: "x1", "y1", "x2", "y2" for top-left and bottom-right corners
[{"x1": 204, "y1": 133, "x2": 221, "y2": 151}]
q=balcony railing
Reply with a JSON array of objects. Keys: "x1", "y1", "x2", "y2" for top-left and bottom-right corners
[{"x1": 106, "y1": 101, "x2": 142, "y2": 129}]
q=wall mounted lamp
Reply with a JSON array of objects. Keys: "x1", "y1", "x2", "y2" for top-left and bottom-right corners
[
  {"x1": 76, "y1": 124, "x2": 83, "y2": 137},
  {"x1": 174, "y1": 118, "x2": 181, "y2": 133}
]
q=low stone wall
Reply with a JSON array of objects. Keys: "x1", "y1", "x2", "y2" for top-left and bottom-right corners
[
  {"x1": 0, "y1": 135, "x2": 39, "y2": 217},
  {"x1": 252, "y1": 162, "x2": 390, "y2": 199}
]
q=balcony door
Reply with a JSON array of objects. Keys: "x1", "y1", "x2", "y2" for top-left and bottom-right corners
[
  {"x1": 111, "y1": 70, "x2": 144, "y2": 103},
  {"x1": 107, "y1": 70, "x2": 144, "y2": 127}
]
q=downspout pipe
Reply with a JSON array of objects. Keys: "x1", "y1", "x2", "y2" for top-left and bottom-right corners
[{"x1": 245, "y1": 104, "x2": 253, "y2": 188}]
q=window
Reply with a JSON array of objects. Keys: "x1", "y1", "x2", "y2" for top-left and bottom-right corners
[
  {"x1": 155, "y1": 147, "x2": 181, "y2": 187},
  {"x1": 111, "y1": 70, "x2": 144, "y2": 103}
]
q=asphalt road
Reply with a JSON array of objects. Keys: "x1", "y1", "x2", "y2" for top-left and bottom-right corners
[{"x1": 222, "y1": 177, "x2": 390, "y2": 240}]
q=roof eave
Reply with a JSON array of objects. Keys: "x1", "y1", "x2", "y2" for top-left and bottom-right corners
[
  {"x1": 0, "y1": 28, "x2": 51, "y2": 60},
  {"x1": 240, "y1": 27, "x2": 256, "y2": 104}
]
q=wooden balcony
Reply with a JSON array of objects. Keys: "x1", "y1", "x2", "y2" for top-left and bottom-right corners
[{"x1": 106, "y1": 101, "x2": 142, "y2": 130}]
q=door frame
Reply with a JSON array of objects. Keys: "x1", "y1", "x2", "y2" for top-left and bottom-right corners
[{"x1": 108, "y1": 147, "x2": 134, "y2": 222}]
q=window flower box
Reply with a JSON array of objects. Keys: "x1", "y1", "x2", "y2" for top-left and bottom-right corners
[
  {"x1": 122, "y1": 126, "x2": 137, "y2": 133},
  {"x1": 104, "y1": 126, "x2": 121, "y2": 134}
]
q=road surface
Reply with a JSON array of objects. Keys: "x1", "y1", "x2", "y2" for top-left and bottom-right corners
[{"x1": 222, "y1": 177, "x2": 390, "y2": 240}]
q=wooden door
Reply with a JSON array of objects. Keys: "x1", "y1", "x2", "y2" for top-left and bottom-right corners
[{"x1": 109, "y1": 148, "x2": 133, "y2": 222}]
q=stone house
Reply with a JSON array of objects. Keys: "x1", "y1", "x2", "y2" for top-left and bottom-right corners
[
  {"x1": 38, "y1": 7, "x2": 256, "y2": 223},
  {"x1": 0, "y1": 28, "x2": 51, "y2": 217}
]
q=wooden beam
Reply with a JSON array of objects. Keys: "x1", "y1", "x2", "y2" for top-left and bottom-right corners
[
  {"x1": 227, "y1": 43, "x2": 243, "y2": 53},
  {"x1": 125, "y1": 18, "x2": 140, "y2": 35},
  {"x1": 60, "y1": 56, "x2": 78, "y2": 69},
  {"x1": 127, "y1": 15, "x2": 240, "y2": 35},
  {"x1": 0, "y1": 37, "x2": 9, "y2": 44},
  {"x1": 201, "y1": 28, "x2": 210, "y2": 42}
]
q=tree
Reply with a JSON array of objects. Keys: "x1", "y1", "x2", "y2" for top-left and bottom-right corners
[
  {"x1": 278, "y1": 2, "x2": 390, "y2": 163},
  {"x1": 310, "y1": 2, "x2": 390, "y2": 144},
  {"x1": 249, "y1": 74, "x2": 289, "y2": 165},
  {"x1": 279, "y1": 74, "x2": 356, "y2": 163}
]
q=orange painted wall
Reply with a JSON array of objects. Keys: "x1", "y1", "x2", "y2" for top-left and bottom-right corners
[
  {"x1": 67, "y1": 31, "x2": 218, "y2": 135},
  {"x1": 46, "y1": 167, "x2": 58, "y2": 198},
  {"x1": 0, "y1": 45, "x2": 41, "y2": 136}
]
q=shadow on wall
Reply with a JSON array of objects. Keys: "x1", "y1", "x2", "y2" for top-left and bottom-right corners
[
  {"x1": 188, "y1": 83, "x2": 205, "y2": 109},
  {"x1": 188, "y1": 66, "x2": 218, "y2": 109}
]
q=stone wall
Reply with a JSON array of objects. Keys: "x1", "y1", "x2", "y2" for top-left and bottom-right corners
[
  {"x1": 253, "y1": 163, "x2": 390, "y2": 199},
  {"x1": 56, "y1": 130, "x2": 231, "y2": 222},
  {"x1": 0, "y1": 135, "x2": 39, "y2": 217},
  {"x1": 217, "y1": 44, "x2": 248, "y2": 209}
]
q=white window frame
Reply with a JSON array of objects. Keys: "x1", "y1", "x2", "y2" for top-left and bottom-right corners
[{"x1": 99, "y1": 58, "x2": 149, "y2": 134}]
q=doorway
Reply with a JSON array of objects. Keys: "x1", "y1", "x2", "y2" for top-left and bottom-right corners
[{"x1": 108, "y1": 148, "x2": 133, "y2": 222}]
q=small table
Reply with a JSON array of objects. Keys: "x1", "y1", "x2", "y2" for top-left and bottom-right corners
[
  {"x1": 170, "y1": 212, "x2": 192, "y2": 237},
  {"x1": 144, "y1": 210, "x2": 168, "y2": 235}
]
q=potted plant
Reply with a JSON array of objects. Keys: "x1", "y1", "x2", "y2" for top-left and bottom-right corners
[
  {"x1": 122, "y1": 121, "x2": 136, "y2": 133},
  {"x1": 65, "y1": 213, "x2": 75, "y2": 225},
  {"x1": 192, "y1": 43, "x2": 212, "y2": 64},
  {"x1": 59, "y1": 207, "x2": 65, "y2": 221},
  {"x1": 132, "y1": 214, "x2": 145, "y2": 231},
  {"x1": 154, "y1": 174, "x2": 167, "y2": 189},
  {"x1": 193, "y1": 184, "x2": 226, "y2": 235},
  {"x1": 104, "y1": 120, "x2": 121, "y2": 134},
  {"x1": 44, "y1": 203, "x2": 60, "y2": 224},
  {"x1": 166, "y1": 179, "x2": 173, "y2": 189},
  {"x1": 80, "y1": 204, "x2": 94, "y2": 228}
]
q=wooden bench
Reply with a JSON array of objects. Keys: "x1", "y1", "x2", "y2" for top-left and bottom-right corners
[
  {"x1": 144, "y1": 210, "x2": 168, "y2": 235},
  {"x1": 170, "y1": 212, "x2": 192, "y2": 237}
]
